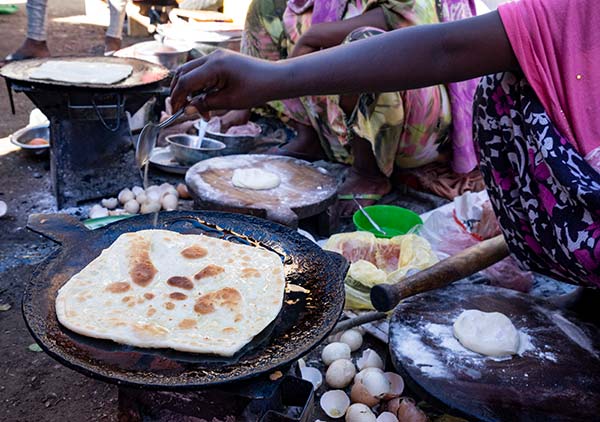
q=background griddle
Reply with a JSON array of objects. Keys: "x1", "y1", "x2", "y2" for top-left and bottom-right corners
[
  {"x1": 185, "y1": 154, "x2": 338, "y2": 227},
  {"x1": 23, "y1": 211, "x2": 347, "y2": 389},
  {"x1": 0, "y1": 56, "x2": 169, "y2": 90},
  {"x1": 388, "y1": 283, "x2": 600, "y2": 422}
]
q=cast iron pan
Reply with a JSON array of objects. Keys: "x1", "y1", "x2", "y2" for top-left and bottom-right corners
[
  {"x1": 1, "y1": 56, "x2": 169, "y2": 90},
  {"x1": 23, "y1": 211, "x2": 347, "y2": 389},
  {"x1": 388, "y1": 283, "x2": 600, "y2": 422}
]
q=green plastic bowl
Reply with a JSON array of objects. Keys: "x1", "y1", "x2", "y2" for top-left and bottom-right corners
[{"x1": 353, "y1": 205, "x2": 423, "y2": 238}]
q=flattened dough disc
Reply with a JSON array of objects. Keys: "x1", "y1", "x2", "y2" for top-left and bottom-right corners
[
  {"x1": 389, "y1": 284, "x2": 600, "y2": 422},
  {"x1": 185, "y1": 155, "x2": 338, "y2": 226}
]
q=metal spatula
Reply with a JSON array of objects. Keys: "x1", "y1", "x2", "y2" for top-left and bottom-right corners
[
  {"x1": 136, "y1": 107, "x2": 185, "y2": 188},
  {"x1": 136, "y1": 106, "x2": 185, "y2": 170}
]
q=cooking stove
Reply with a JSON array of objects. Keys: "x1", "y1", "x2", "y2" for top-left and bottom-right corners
[
  {"x1": 117, "y1": 373, "x2": 314, "y2": 422},
  {"x1": 1, "y1": 57, "x2": 169, "y2": 208}
]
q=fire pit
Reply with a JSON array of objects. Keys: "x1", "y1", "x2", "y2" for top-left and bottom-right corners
[{"x1": 1, "y1": 57, "x2": 169, "y2": 208}]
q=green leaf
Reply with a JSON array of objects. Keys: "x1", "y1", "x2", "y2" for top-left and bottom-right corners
[
  {"x1": 28, "y1": 343, "x2": 43, "y2": 352},
  {"x1": 83, "y1": 214, "x2": 134, "y2": 230}
]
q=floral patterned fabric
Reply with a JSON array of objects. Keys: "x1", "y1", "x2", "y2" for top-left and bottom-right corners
[
  {"x1": 242, "y1": 0, "x2": 452, "y2": 176},
  {"x1": 437, "y1": 0, "x2": 479, "y2": 174},
  {"x1": 474, "y1": 72, "x2": 600, "y2": 288}
]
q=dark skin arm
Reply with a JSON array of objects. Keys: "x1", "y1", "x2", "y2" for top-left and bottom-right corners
[
  {"x1": 291, "y1": 8, "x2": 388, "y2": 57},
  {"x1": 171, "y1": 11, "x2": 519, "y2": 114}
]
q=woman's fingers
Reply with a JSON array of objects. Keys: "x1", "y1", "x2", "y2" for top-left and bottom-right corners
[
  {"x1": 171, "y1": 68, "x2": 215, "y2": 113},
  {"x1": 170, "y1": 55, "x2": 209, "y2": 91}
]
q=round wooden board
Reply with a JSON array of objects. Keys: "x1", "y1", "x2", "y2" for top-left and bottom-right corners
[
  {"x1": 388, "y1": 284, "x2": 600, "y2": 422},
  {"x1": 185, "y1": 155, "x2": 338, "y2": 226}
]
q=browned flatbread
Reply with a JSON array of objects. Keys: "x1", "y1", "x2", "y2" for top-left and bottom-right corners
[{"x1": 55, "y1": 230, "x2": 286, "y2": 356}]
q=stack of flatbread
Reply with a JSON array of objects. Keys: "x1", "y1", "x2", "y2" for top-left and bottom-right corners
[{"x1": 55, "y1": 230, "x2": 286, "y2": 356}]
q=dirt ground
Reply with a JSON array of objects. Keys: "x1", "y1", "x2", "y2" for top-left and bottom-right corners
[{"x1": 0, "y1": 1, "x2": 147, "y2": 421}]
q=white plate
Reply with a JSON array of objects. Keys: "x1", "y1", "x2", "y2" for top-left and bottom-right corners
[{"x1": 149, "y1": 146, "x2": 189, "y2": 175}]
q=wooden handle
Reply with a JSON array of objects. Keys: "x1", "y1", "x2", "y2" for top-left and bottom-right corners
[{"x1": 370, "y1": 235, "x2": 510, "y2": 312}]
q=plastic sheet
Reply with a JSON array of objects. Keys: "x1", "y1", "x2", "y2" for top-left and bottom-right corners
[
  {"x1": 420, "y1": 191, "x2": 533, "y2": 292},
  {"x1": 324, "y1": 232, "x2": 439, "y2": 310}
]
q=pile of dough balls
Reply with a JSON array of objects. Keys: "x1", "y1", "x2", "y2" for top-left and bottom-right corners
[
  {"x1": 298, "y1": 327, "x2": 427, "y2": 422},
  {"x1": 88, "y1": 183, "x2": 191, "y2": 219}
]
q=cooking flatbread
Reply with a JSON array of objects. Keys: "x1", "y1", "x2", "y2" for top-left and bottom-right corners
[
  {"x1": 30, "y1": 61, "x2": 133, "y2": 85},
  {"x1": 55, "y1": 230, "x2": 286, "y2": 356}
]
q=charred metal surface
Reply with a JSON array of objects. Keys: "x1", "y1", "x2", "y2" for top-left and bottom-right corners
[
  {"x1": 23, "y1": 211, "x2": 347, "y2": 389},
  {"x1": 117, "y1": 375, "x2": 314, "y2": 421}
]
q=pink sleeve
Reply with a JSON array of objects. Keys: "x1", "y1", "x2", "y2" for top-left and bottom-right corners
[{"x1": 497, "y1": 0, "x2": 600, "y2": 156}]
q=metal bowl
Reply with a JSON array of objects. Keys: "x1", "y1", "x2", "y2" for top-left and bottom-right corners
[
  {"x1": 132, "y1": 41, "x2": 192, "y2": 71},
  {"x1": 10, "y1": 124, "x2": 50, "y2": 156},
  {"x1": 194, "y1": 120, "x2": 261, "y2": 155},
  {"x1": 166, "y1": 134, "x2": 225, "y2": 166}
]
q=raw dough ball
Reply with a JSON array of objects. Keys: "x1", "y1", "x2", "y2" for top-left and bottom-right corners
[
  {"x1": 231, "y1": 168, "x2": 281, "y2": 190},
  {"x1": 453, "y1": 309, "x2": 520, "y2": 356}
]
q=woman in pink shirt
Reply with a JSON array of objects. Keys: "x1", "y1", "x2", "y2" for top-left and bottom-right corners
[{"x1": 171, "y1": 0, "x2": 600, "y2": 287}]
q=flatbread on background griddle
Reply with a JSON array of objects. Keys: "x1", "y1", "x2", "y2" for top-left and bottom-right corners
[
  {"x1": 55, "y1": 230, "x2": 285, "y2": 356},
  {"x1": 29, "y1": 61, "x2": 133, "y2": 85}
]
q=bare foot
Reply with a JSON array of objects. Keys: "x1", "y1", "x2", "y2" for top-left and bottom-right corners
[
  {"x1": 268, "y1": 122, "x2": 325, "y2": 161},
  {"x1": 104, "y1": 36, "x2": 122, "y2": 54},
  {"x1": 337, "y1": 168, "x2": 392, "y2": 217},
  {"x1": 5, "y1": 38, "x2": 50, "y2": 61}
]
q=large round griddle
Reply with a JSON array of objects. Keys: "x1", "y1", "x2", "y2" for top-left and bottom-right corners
[
  {"x1": 389, "y1": 284, "x2": 600, "y2": 422},
  {"x1": 23, "y1": 211, "x2": 347, "y2": 389},
  {"x1": 185, "y1": 155, "x2": 338, "y2": 227},
  {"x1": 0, "y1": 56, "x2": 169, "y2": 90}
]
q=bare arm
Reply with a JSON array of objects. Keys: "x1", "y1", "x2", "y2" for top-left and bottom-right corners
[
  {"x1": 292, "y1": 8, "x2": 388, "y2": 56},
  {"x1": 171, "y1": 11, "x2": 518, "y2": 112}
]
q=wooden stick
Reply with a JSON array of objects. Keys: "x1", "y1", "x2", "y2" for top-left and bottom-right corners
[
  {"x1": 370, "y1": 235, "x2": 510, "y2": 312},
  {"x1": 332, "y1": 312, "x2": 387, "y2": 334}
]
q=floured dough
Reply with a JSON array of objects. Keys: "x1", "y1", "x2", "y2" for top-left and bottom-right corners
[
  {"x1": 232, "y1": 168, "x2": 281, "y2": 190},
  {"x1": 55, "y1": 230, "x2": 286, "y2": 356},
  {"x1": 30, "y1": 61, "x2": 133, "y2": 85},
  {"x1": 453, "y1": 309, "x2": 520, "y2": 356}
]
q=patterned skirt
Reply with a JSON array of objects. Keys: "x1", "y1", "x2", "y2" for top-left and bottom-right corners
[
  {"x1": 242, "y1": 0, "x2": 451, "y2": 176},
  {"x1": 474, "y1": 72, "x2": 600, "y2": 288}
]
